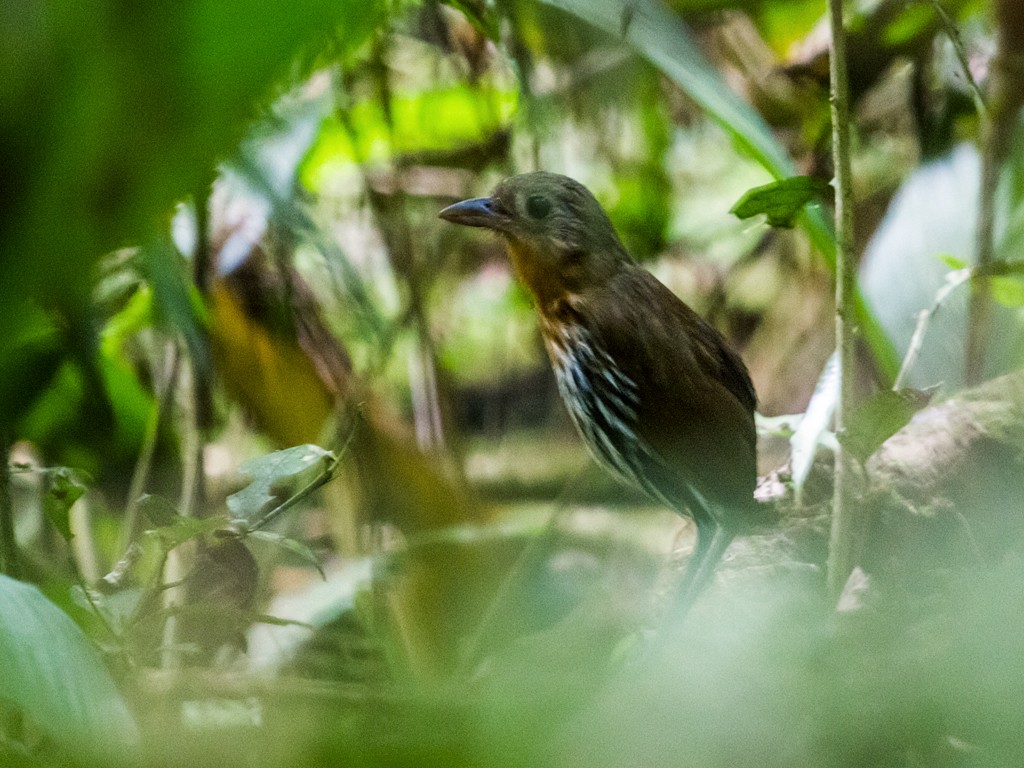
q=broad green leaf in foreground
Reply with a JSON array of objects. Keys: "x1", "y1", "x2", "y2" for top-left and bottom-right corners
[
  {"x1": 0, "y1": 575, "x2": 138, "y2": 756},
  {"x1": 1, "y1": 0, "x2": 384, "y2": 382}
]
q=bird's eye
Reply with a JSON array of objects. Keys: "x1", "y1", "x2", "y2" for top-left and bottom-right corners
[{"x1": 525, "y1": 194, "x2": 552, "y2": 220}]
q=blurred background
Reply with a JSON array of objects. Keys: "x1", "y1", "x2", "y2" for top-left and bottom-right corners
[{"x1": 2, "y1": 0, "x2": 1024, "y2": 766}]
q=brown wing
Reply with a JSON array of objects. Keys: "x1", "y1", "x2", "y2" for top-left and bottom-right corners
[{"x1": 581, "y1": 266, "x2": 758, "y2": 517}]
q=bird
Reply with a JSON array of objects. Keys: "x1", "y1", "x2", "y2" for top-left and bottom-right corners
[{"x1": 439, "y1": 171, "x2": 761, "y2": 610}]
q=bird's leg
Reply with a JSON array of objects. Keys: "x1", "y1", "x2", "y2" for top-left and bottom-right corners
[
  {"x1": 674, "y1": 521, "x2": 734, "y2": 615},
  {"x1": 667, "y1": 487, "x2": 736, "y2": 619}
]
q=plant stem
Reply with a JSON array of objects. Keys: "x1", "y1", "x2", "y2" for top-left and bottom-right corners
[
  {"x1": 0, "y1": 436, "x2": 18, "y2": 578},
  {"x1": 965, "y1": 133, "x2": 1000, "y2": 386},
  {"x1": 162, "y1": 193, "x2": 214, "y2": 669},
  {"x1": 119, "y1": 340, "x2": 180, "y2": 554},
  {"x1": 928, "y1": 0, "x2": 988, "y2": 122},
  {"x1": 826, "y1": 0, "x2": 863, "y2": 600},
  {"x1": 965, "y1": 0, "x2": 1024, "y2": 385}
]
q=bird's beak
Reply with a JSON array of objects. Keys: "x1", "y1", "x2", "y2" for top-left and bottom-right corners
[{"x1": 438, "y1": 196, "x2": 507, "y2": 230}]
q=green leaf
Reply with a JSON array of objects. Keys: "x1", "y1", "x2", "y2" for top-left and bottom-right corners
[
  {"x1": 882, "y1": 3, "x2": 934, "y2": 46},
  {"x1": 0, "y1": 574, "x2": 138, "y2": 756},
  {"x1": 100, "y1": 284, "x2": 156, "y2": 360},
  {"x1": 137, "y1": 493, "x2": 182, "y2": 528},
  {"x1": 139, "y1": 240, "x2": 211, "y2": 381},
  {"x1": 990, "y1": 276, "x2": 1024, "y2": 308},
  {"x1": 939, "y1": 253, "x2": 968, "y2": 271},
  {"x1": 731, "y1": 176, "x2": 832, "y2": 229},
  {"x1": 145, "y1": 515, "x2": 227, "y2": 549},
  {"x1": 227, "y1": 444, "x2": 334, "y2": 524},
  {"x1": 42, "y1": 467, "x2": 89, "y2": 541},
  {"x1": 754, "y1": 0, "x2": 826, "y2": 54},
  {"x1": 248, "y1": 530, "x2": 326, "y2": 579},
  {"x1": 839, "y1": 388, "x2": 934, "y2": 463},
  {"x1": 71, "y1": 584, "x2": 144, "y2": 636}
]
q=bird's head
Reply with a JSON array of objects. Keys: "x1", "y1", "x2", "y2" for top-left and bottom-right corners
[{"x1": 439, "y1": 172, "x2": 630, "y2": 308}]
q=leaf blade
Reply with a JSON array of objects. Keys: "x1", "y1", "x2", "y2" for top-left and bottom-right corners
[
  {"x1": 731, "y1": 176, "x2": 832, "y2": 229},
  {"x1": 0, "y1": 575, "x2": 138, "y2": 756}
]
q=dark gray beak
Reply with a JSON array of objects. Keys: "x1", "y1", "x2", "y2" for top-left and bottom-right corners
[{"x1": 438, "y1": 197, "x2": 507, "y2": 229}]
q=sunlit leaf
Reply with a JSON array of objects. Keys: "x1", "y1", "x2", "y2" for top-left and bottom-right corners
[
  {"x1": 730, "y1": 176, "x2": 831, "y2": 229},
  {"x1": 940, "y1": 253, "x2": 968, "y2": 270},
  {"x1": 990, "y1": 276, "x2": 1024, "y2": 308},
  {"x1": 100, "y1": 284, "x2": 156, "y2": 360},
  {"x1": 302, "y1": 85, "x2": 518, "y2": 192},
  {"x1": 0, "y1": 574, "x2": 138, "y2": 756},
  {"x1": 754, "y1": 0, "x2": 826, "y2": 53}
]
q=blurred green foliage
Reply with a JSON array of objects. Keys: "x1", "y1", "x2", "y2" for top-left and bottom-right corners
[{"x1": 0, "y1": 0, "x2": 381, "y2": 431}]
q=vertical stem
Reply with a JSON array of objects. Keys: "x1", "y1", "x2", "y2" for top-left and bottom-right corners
[
  {"x1": 965, "y1": 136, "x2": 999, "y2": 385},
  {"x1": 826, "y1": 0, "x2": 862, "y2": 600},
  {"x1": 965, "y1": 0, "x2": 1024, "y2": 385},
  {"x1": 161, "y1": 358, "x2": 204, "y2": 670},
  {"x1": 0, "y1": 436, "x2": 18, "y2": 579},
  {"x1": 119, "y1": 340, "x2": 180, "y2": 554},
  {"x1": 189, "y1": 188, "x2": 215, "y2": 474},
  {"x1": 161, "y1": 188, "x2": 214, "y2": 668}
]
